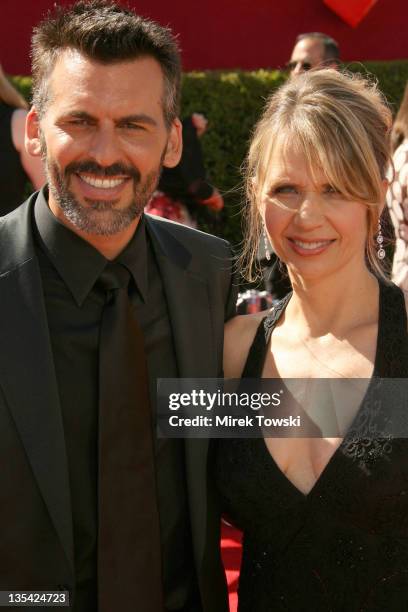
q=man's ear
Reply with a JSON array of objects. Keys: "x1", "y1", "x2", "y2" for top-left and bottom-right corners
[
  {"x1": 25, "y1": 107, "x2": 42, "y2": 157},
  {"x1": 162, "y1": 118, "x2": 183, "y2": 169}
]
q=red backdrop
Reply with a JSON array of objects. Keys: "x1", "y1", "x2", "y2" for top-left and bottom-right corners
[{"x1": 1, "y1": 0, "x2": 407, "y2": 75}]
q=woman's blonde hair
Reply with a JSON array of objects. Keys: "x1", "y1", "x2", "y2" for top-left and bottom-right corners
[{"x1": 241, "y1": 69, "x2": 392, "y2": 281}]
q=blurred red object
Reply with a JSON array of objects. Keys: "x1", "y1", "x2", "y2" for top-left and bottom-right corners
[
  {"x1": 323, "y1": 0, "x2": 378, "y2": 27},
  {"x1": 199, "y1": 188, "x2": 224, "y2": 211},
  {"x1": 221, "y1": 521, "x2": 242, "y2": 612},
  {"x1": 237, "y1": 290, "x2": 274, "y2": 314},
  {"x1": 146, "y1": 192, "x2": 183, "y2": 222}
]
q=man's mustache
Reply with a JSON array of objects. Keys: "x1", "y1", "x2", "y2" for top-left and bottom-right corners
[{"x1": 64, "y1": 160, "x2": 141, "y2": 181}]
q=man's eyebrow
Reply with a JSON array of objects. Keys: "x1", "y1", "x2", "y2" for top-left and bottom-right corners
[
  {"x1": 116, "y1": 114, "x2": 158, "y2": 127},
  {"x1": 61, "y1": 111, "x2": 95, "y2": 119},
  {"x1": 56, "y1": 111, "x2": 158, "y2": 127},
  {"x1": 55, "y1": 110, "x2": 97, "y2": 123}
]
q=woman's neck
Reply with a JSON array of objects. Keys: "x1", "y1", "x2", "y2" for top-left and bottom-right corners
[{"x1": 285, "y1": 266, "x2": 379, "y2": 339}]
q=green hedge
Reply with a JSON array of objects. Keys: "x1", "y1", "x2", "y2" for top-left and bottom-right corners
[{"x1": 11, "y1": 60, "x2": 408, "y2": 247}]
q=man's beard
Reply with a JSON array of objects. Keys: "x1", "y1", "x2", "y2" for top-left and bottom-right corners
[{"x1": 41, "y1": 141, "x2": 164, "y2": 236}]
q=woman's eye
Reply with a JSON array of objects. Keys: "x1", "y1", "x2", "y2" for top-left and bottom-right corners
[
  {"x1": 273, "y1": 185, "x2": 298, "y2": 195},
  {"x1": 324, "y1": 185, "x2": 340, "y2": 195}
]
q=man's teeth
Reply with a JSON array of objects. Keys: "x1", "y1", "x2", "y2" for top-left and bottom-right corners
[
  {"x1": 79, "y1": 175, "x2": 125, "y2": 189},
  {"x1": 293, "y1": 240, "x2": 332, "y2": 250}
]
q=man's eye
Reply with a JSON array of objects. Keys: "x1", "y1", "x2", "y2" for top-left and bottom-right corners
[
  {"x1": 122, "y1": 123, "x2": 144, "y2": 130},
  {"x1": 68, "y1": 119, "x2": 90, "y2": 126}
]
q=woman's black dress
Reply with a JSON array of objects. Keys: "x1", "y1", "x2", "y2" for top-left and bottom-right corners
[{"x1": 216, "y1": 282, "x2": 408, "y2": 611}]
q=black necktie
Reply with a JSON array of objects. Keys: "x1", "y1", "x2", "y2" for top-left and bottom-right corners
[{"x1": 97, "y1": 262, "x2": 163, "y2": 612}]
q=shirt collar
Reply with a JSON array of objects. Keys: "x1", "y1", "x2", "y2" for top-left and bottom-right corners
[{"x1": 34, "y1": 188, "x2": 149, "y2": 306}]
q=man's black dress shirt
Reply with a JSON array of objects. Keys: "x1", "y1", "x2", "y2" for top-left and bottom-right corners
[{"x1": 33, "y1": 191, "x2": 199, "y2": 611}]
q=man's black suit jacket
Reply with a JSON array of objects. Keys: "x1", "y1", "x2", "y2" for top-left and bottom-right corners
[{"x1": 0, "y1": 192, "x2": 237, "y2": 611}]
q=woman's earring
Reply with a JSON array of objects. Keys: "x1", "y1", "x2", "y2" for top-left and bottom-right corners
[
  {"x1": 263, "y1": 228, "x2": 271, "y2": 261},
  {"x1": 377, "y1": 218, "x2": 385, "y2": 260}
]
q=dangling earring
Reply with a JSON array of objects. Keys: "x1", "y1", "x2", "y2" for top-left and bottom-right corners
[
  {"x1": 377, "y1": 218, "x2": 385, "y2": 260},
  {"x1": 263, "y1": 228, "x2": 271, "y2": 261}
]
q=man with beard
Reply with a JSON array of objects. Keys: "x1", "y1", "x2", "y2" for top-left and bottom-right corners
[{"x1": 0, "y1": 2, "x2": 235, "y2": 612}]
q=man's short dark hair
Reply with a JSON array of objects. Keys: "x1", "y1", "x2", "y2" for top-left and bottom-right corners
[
  {"x1": 31, "y1": 0, "x2": 181, "y2": 127},
  {"x1": 296, "y1": 32, "x2": 340, "y2": 64}
]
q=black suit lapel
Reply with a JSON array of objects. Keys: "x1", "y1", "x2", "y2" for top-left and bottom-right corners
[
  {"x1": 0, "y1": 200, "x2": 74, "y2": 575},
  {"x1": 145, "y1": 215, "x2": 215, "y2": 377},
  {"x1": 145, "y1": 216, "x2": 215, "y2": 570}
]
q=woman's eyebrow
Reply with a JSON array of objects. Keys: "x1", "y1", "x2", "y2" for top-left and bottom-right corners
[{"x1": 267, "y1": 177, "x2": 301, "y2": 188}]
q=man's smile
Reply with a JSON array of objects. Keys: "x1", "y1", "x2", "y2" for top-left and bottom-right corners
[
  {"x1": 72, "y1": 172, "x2": 131, "y2": 201},
  {"x1": 78, "y1": 173, "x2": 128, "y2": 189}
]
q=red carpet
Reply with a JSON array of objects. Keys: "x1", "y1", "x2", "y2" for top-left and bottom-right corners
[{"x1": 220, "y1": 522, "x2": 243, "y2": 612}]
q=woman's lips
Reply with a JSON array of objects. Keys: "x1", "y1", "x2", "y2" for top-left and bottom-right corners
[{"x1": 287, "y1": 237, "x2": 336, "y2": 256}]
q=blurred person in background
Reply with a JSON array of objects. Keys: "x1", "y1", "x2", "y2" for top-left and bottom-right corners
[
  {"x1": 387, "y1": 81, "x2": 408, "y2": 290},
  {"x1": 0, "y1": 63, "x2": 29, "y2": 109},
  {"x1": 0, "y1": 63, "x2": 44, "y2": 213},
  {"x1": 287, "y1": 32, "x2": 340, "y2": 76},
  {"x1": 146, "y1": 112, "x2": 223, "y2": 227}
]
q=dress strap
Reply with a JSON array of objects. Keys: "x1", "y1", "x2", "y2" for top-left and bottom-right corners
[
  {"x1": 375, "y1": 281, "x2": 408, "y2": 377},
  {"x1": 241, "y1": 293, "x2": 292, "y2": 378},
  {"x1": 241, "y1": 281, "x2": 407, "y2": 379}
]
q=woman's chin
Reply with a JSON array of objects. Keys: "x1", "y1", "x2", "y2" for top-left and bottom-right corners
[{"x1": 286, "y1": 262, "x2": 342, "y2": 285}]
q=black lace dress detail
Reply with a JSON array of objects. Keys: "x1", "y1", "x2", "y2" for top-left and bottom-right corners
[{"x1": 216, "y1": 282, "x2": 408, "y2": 611}]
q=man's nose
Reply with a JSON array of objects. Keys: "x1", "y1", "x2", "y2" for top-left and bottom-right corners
[
  {"x1": 88, "y1": 125, "x2": 122, "y2": 167},
  {"x1": 291, "y1": 62, "x2": 303, "y2": 76}
]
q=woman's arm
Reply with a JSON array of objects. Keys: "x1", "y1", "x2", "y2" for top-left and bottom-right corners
[
  {"x1": 0, "y1": 65, "x2": 28, "y2": 109},
  {"x1": 224, "y1": 313, "x2": 265, "y2": 378}
]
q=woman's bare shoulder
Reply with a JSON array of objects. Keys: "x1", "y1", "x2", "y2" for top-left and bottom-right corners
[{"x1": 224, "y1": 310, "x2": 270, "y2": 378}]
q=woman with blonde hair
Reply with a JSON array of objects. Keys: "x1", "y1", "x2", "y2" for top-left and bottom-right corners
[{"x1": 216, "y1": 69, "x2": 408, "y2": 610}]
